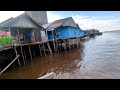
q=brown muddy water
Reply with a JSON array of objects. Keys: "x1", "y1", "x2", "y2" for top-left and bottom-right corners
[{"x1": 1, "y1": 30, "x2": 120, "y2": 79}]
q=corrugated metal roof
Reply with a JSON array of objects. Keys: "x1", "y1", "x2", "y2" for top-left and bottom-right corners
[
  {"x1": 0, "y1": 17, "x2": 14, "y2": 26},
  {"x1": 0, "y1": 13, "x2": 43, "y2": 30},
  {"x1": 48, "y1": 17, "x2": 72, "y2": 28},
  {"x1": 46, "y1": 28, "x2": 54, "y2": 31},
  {"x1": 42, "y1": 22, "x2": 53, "y2": 29}
]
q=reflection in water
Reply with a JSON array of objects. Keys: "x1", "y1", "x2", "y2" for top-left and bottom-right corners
[{"x1": 1, "y1": 31, "x2": 120, "y2": 79}]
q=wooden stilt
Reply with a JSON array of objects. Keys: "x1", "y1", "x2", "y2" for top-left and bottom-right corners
[
  {"x1": 73, "y1": 38, "x2": 75, "y2": 47},
  {"x1": 42, "y1": 43, "x2": 46, "y2": 56},
  {"x1": 32, "y1": 45, "x2": 35, "y2": 57},
  {"x1": 10, "y1": 53, "x2": 14, "y2": 67},
  {"x1": 76, "y1": 38, "x2": 79, "y2": 47},
  {"x1": 65, "y1": 39, "x2": 67, "y2": 50},
  {"x1": 20, "y1": 46, "x2": 25, "y2": 65},
  {"x1": 28, "y1": 45, "x2": 32, "y2": 60},
  {"x1": 62, "y1": 39, "x2": 66, "y2": 50},
  {"x1": 54, "y1": 30, "x2": 59, "y2": 53},
  {"x1": 55, "y1": 40, "x2": 57, "y2": 53},
  {"x1": 79, "y1": 37, "x2": 80, "y2": 44},
  {"x1": 72, "y1": 39, "x2": 74, "y2": 47},
  {"x1": 60, "y1": 40, "x2": 62, "y2": 51},
  {"x1": 39, "y1": 44, "x2": 42, "y2": 56},
  {"x1": 53, "y1": 40, "x2": 56, "y2": 52},
  {"x1": 14, "y1": 47, "x2": 20, "y2": 66},
  {"x1": 56, "y1": 39, "x2": 60, "y2": 53},
  {"x1": 47, "y1": 42, "x2": 52, "y2": 54},
  {"x1": 23, "y1": 47, "x2": 26, "y2": 60},
  {"x1": 17, "y1": 29, "x2": 25, "y2": 65},
  {"x1": 78, "y1": 37, "x2": 80, "y2": 45},
  {"x1": 69, "y1": 39, "x2": 71, "y2": 50},
  {"x1": 80, "y1": 37, "x2": 82, "y2": 44},
  {"x1": 51, "y1": 31, "x2": 56, "y2": 52}
]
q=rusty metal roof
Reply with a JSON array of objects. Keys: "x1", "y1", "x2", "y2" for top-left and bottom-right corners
[{"x1": 48, "y1": 17, "x2": 72, "y2": 28}]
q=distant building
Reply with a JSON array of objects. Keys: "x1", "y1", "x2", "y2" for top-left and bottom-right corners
[{"x1": 83, "y1": 29, "x2": 100, "y2": 36}]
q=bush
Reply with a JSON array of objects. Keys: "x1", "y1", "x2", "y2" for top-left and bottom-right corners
[{"x1": 0, "y1": 36, "x2": 13, "y2": 45}]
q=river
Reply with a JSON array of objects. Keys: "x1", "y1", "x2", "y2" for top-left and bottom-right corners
[{"x1": 1, "y1": 30, "x2": 120, "y2": 79}]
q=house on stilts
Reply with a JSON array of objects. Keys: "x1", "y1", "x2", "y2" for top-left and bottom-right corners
[
  {"x1": 0, "y1": 11, "x2": 52, "y2": 71},
  {"x1": 42, "y1": 17, "x2": 85, "y2": 52}
]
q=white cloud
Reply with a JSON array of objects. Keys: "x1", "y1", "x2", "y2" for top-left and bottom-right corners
[
  {"x1": 47, "y1": 12, "x2": 65, "y2": 23},
  {"x1": 0, "y1": 11, "x2": 119, "y2": 32},
  {"x1": 0, "y1": 11, "x2": 24, "y2": 23},
  {"x1": 73, "y1": 15, "x2": 120, "y2": 32},
  {"x1": 47, "y1": 12, "x2": 120, "y2": 32}
]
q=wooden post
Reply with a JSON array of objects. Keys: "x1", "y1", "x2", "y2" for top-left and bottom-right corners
[
  {"x1": 80, "y1": 37, "x2": 81, "y2": 43},
  {"x1": 10, "y1": 52, "x2": 14, "y2": 67},
  {"x1": 23, "y1": 47, "x2": 26, "y2": 60},
  {"x1": 32, "y1": 45, "x2": 35, "y2": 57},
  {"x1": 62, "y1": 39, "x2": 66, "y2": 50},
  {"x1": 33, "y1": 30, "x2": 36, "y2": 43},
  {"x1": 65, "y1": 39, "x2": 67, "y2": 50},
  {"x1": 14, "y1": 47, "x2": 20, "y2": 66},
  {"x1": 78, "y1": 37, "x2": 80, "y2": 45},
  {"x1": 53, "y1": 40, "x2": 56, "y2": 52},
  {"x1": 54, "y1": 29, "x2": 59, "y2": 53},
  {"x1": 47, "y1": 42, "x2": 52, "y2": 54},
  {"x1": 0, "y1": 55, "x2": 20, "y2": 75},
  {"x1": 33, "y1": 30, "x2": 36, "y2": 57},
  {"x1": 39, "y1": 44, "x2": 42, "y2": 56},
  {"x1": 8, "y1": 28, "x2": 12, "y2": 46},
  {"x1": 69, "y1": 39, "x2": 71, "y2": 50},
  {"x1": 8, "y1": 28, "x2": 11, "y2": 36},
  {"x1": 79, "y1": 37, "x2": 80, "y2": 44},
  {"x1": 76, "y1": 38, "x2": 79, "y2": 47},
  {"x1": 72, "y1": 39, "x2": 74, "y2": 47},
  {"x1": 20, "y1": 46, "x2": 25, "y2": 65},
  {"x1": 52, "y1": 31, "x2": 56, "y2": 52},
  {"x1": 71, "y1": 39, "x2": 74, "y2": 47},
  {"x1": 17, "y1": 29, "x2": 25, "y2": 65},
  {"x1": 28, "y1": 45, "x2": 32, "y2": 60},
  {"x1": 42, "y1": 42, "x2": 46, "y2": 56},
  {"x1": 59, "y1": 39, "x2": 62, "y2": 51},
  {"x1": 55, "y1": 39, "x2": 59, "y2": 53},
  {"x1": 17, "y1": 29, "x2": 21, "y2": 46}
]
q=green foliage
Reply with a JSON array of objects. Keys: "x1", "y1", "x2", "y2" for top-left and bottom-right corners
[{"x1": 0, "y1": 36, "x2": 13, "y2": 45}]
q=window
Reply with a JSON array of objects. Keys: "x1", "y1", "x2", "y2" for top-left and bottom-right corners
[{"x1": 41, "y1": 31, "x2": 46, "y2": 36}]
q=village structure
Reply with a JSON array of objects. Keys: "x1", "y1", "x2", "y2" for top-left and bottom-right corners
[{"x1": 0, "y1": 11, "x2": 102, "y2": 75}]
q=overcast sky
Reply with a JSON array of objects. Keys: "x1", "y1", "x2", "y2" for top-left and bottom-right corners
[{"x1": 0, "y1": 11, "x2": 120, "y2": 32}]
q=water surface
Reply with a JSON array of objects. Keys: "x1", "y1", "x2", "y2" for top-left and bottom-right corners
[{"x1": 1, "y1": 31, "x2": 120, "y2": 79}]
